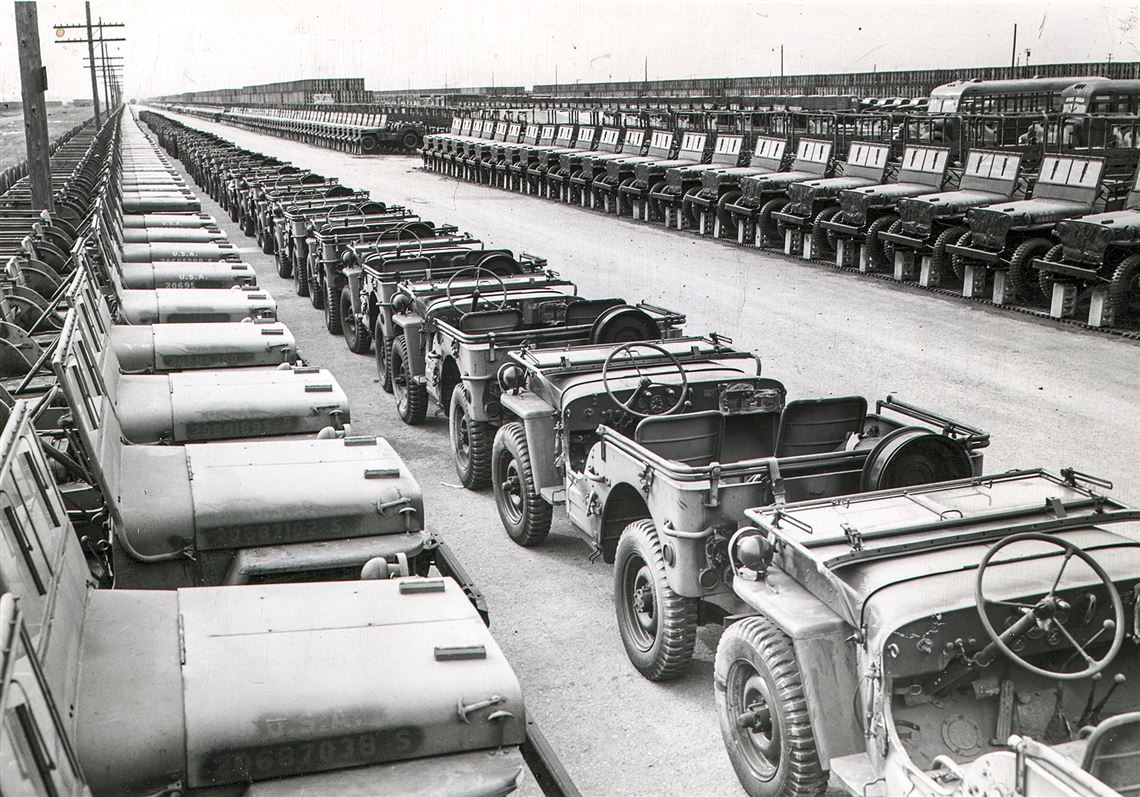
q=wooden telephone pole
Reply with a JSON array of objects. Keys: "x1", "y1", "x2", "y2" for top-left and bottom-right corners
[
  {"x1": 13, "y1": 1, "x2": 53, "y2": 210},
  {"x1": 52, "y1": 2, "x2": 125, "y2": 125}
]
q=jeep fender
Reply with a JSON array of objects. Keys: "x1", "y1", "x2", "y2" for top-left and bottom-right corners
[
  {"x1": 343, "y1": 267, "x2": 364, "y2": 316},
  {"x1": 729, "y1": 570, "x2": 864, "y2": 769},
  {"x1": 499, "y1": 390, "x2": 560, "y2": 492},
  {"x1": 392, "y1": 315, "x2": 426, "y2": 377}
]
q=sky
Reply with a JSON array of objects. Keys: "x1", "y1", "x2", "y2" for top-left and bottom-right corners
[{"x1": 1, "y1": 0, "x2": 1138, "y2": 102}]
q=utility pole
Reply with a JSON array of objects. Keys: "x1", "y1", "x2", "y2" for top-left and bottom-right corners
[
  {"x1": 1010, "y1": 23, "x2": 1017, "y2": 69},
  {"x1": 52, "y1": 3, "x2": 126, "y2": 125},
  {"x1": 14, "y1": 0, "x2": 53, "y2": 210},
  {"x1": 98, "y1": 16, "x2": 111, "y2": 108}
]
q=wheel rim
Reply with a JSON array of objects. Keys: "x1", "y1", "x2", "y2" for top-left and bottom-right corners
[
  {"x1": 727, "y1": 660, "x2": 781, "y2": 781},
  {"x1": 624, "y1": 551, "x2": 661, "y2": 652},
  {"x1": 620, "y1": 554, "x2": 657, "y2": 651},
  {"x1": 455, "y1": 407, "x2": 471, "y2": 470},
  {"x1": 499, "y1": 454, "x2": 524, "y2": 524},
  {"x1": 341, "y1": 294, "x2": 355, "y2": 338},
  {"x1": 375, "y1": 333, "x2": 388, "y2": 381},
  {"x1": 393, "y1": 348, "x2": 408, "y2": 409}
]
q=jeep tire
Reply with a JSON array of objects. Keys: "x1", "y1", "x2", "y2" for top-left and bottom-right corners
[
  {"x1": 450, "y1": 389, "x2": 493, "y2": 489},
  {"x1": 274, "y1": 243, "x2": 292, "y2": 279},
  {"x1": 715, "y1": 615, "x2": 828, "y2": 797},
  {"x1": 391, "y1": 335, "x2": 428, "y2": 425},
  {"x1": 614, "y1": 520, "x2": 698, "y2": 681},
  {"x1": 866, "y1": 213, "x2": 899, "y2": 269},
  {"x1": 374, "y1": 321, "x2": 393, "y2": 393},
  {"x1": 1008, "y1": 236, "x2": 1051, "y2": 303},
  {"x1": 341, "y1": 286, "x2": 372, "y2": 353},
  {"x1": 324, "y1": 280, "x2": 342, "y2": 335},
  {"x1": 492, "y1": 422, "x2": 551, "y2": 546},
  {"x1": 293, "y1": 254, "x2": 310, "y2": 297}
]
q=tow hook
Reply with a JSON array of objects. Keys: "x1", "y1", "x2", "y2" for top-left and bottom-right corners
[{"x1": 458, "y1": 695, "x2": 506, "y2": 723}]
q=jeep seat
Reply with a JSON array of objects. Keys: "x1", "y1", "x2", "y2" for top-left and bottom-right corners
[
  {"x1": 1082, "y1": 712, "x2": 1140, "y2": 795},
  {"x1": 457, "y1": 308, "x2": 523, "y2": 334},
  {"x1": 564, "y1": 297, "x2": 625, "y2": 325},
  {"x1": 774, "y1": 396, "x2": 868, "y2": 457},
  {"x1": 634, "y1": 411, "x2": 725, "y2": 467}
]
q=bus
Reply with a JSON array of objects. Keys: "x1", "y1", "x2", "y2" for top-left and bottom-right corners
[
  {"x1": 1060, "y1": 78, "x2": 1140, "y2": 115},
  {"x1": 928, "y1": 76, "x2": 1101, "y2": 114}
]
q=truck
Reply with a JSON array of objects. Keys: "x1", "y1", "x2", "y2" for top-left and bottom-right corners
[
  {"x1": 718, "y1": 467, "x2": 1140, "y2": 797},
  {"x1": 489, "y1": 336, "x2": 988, "y2": 679}
]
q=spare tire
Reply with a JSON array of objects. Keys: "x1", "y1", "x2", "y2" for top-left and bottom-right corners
[
  {"x1": 591, "y1": 306, "x2": 658, "y2": 344},
  {"x1": 475, "y1": 252, "x2": 523, "y2": 276},
  {"x1": 861, "y1": 427, "x2": 973, "y2": 492}
]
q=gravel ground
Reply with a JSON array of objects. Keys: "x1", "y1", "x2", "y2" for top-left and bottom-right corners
[
  {"x1": 0, "y1": 104, "x2": 93, "y2": 169},
  {"x1": 143, "y1": 107, "x2": 1140, "y2": 797}
]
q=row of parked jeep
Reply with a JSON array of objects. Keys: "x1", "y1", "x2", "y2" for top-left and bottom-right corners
[
  {"x1": 170, "y1": 102, "x2": 430, "y2": 154},
  {"x1": 420, "y1": 115, "x2": 1140, "y2": 332},
  {"x1": 146, "y1": 107, "x2": 1140, "y2": 797},
  {"x1": 0, "y1": 109, "x2": 580, "y2": 796}
]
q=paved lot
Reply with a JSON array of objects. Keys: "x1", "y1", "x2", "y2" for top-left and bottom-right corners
[{"x1": 149, "y1": 108, "x2": 1139, "y2": 797}]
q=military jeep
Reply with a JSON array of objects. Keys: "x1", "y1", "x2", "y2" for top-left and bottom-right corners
[
  {"x1": 654, "y1": 131, "x2": 747, "y2": 231},
  {"x1": 592, "y1": 128, "x2": 677, "y2": 215},
  {"x1": 570, "y1": 121, "x2": 647, "y2": 208},
  {"x1": 553, "y1": 124, "x2": 624, "y2": 204},
  {"x1": 0, "y1": 398, "x2": 576, "y2": 796},
  {"x1": 947, "y1": 155, "x2": 1126, "y2": 306},
  {"x1": 385, "y1": 269, "x2": 575, "y2": 425},
  {"x1": 722, "y1": 138, "x2": 834, "y2": 246},
  {"x1": 685, "y1": 134, "x2": 789, "y2": 239},
  {"x1": 619, "y1": 129, "x2": 710, "y2": 222},
  {"x1": 438, "y1": 294, "x2": 685, "y2": 488},
  {"x1": 879, "y1": 149, "x2": 1025, "y2": 287},
  {"x1": 352, "y1": 245, "x2": 541, "y2": 366},
  {"x1": 718, "y1": 468, "x2": 1140, "y2": 797},
  {"x1": 490, "y1": 337, "x2": 987, "y2": 680},
  {"x1": 771, "y1": 141, "x2": 893, "y2": 260},
  {"x1": 1034, "y1": 163, "x2": 1140, "y2": 326},
  {"x1": 820, "y1": 145, "x2": 954, "y2": 272}
]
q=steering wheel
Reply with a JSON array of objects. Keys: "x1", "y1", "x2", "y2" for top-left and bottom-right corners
[
  {"x1": 975, "y1": 532, "x2": 1125, "y2": 681},
  {"x1": 601, "y1": 342, "x2": 689, "y2": 419},
  {"x1": 444, "y1": 266, "x2": 508, "y2": 314},
  {"x1": 378, "y1": 225, "x2": 424, "y2": 259},
  {"x1": 323, "y1": 202, "x2": 365, "y2": 230}
]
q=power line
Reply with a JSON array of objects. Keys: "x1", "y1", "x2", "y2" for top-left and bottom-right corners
[{"x1": 52, "y1": 2, "x2": 126, "y2": 122}]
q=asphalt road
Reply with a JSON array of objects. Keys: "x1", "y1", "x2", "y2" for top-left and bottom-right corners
[{"x1": 146, "y1": 108, "x2": 1139, "y2": 797}]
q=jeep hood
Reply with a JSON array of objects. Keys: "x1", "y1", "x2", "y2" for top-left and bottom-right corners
[
  {"x1": 855, "y1": 527, "x2": 1140, "y2": 652},
  {"x1": 634, "y1": 158, "x2": 701, "y2": 182},
  {"x1": 75, "y1": 579, "x2": 525, "y2": 794},
  {"x1": 787, "y1": 175, "x2": 877, "y2": 205},
  {"x1": 1054, "y1": 208, "x2": 1140, "y2": 262},
  {"x1": 898, "y1": 189, "x2": 1008, "y2": 235},
  {"x1": 739, "y1": 169, "x2": 821, "y2": 199},
  {"x1": 969, "y1": 198, "x2": 1090, "y2": 250},
  {"x1": 839, "y1": 182, "x2": 946, "y2": 225}
]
